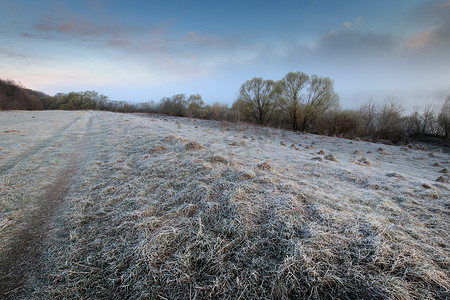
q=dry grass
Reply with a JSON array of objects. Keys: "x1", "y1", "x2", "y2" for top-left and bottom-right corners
[
  {"x1": 256, "y1": 161, "x2": 272, "y2": 170},
  {"x1": 146, "y1": 145, "x2": 166, "y2": 153},
  {"x1": 230, "y1": 140, "x2": 247, "y2": 146},
  {"x1": 357, "y1": 157, "x2": 371, "y2": 166},
  {"x1": 184, "y1": 141, "x2": 205, "y2": 150},
  {"x1": 324, "y1": 154, "x2": 337, "y2": 162},
  {"x1": 210, "y1": 155, "x2": 228, "y2": 164},
  {"x1": 1, "y1": 111, "x2": 449, "y2": 299},
  {"x1": 312, "y1": 157, "x2": 325, "y2": 162},
  {"x1": 436, "y1": 176, "x2": 449, "y2": 183},
  {"x1": 385, "y1": 172, "x2": 406, "y2": 179}
]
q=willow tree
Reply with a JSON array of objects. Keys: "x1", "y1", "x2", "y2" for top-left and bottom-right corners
[
  {"x1": 186, "y1": 93, "x2": 204, "y2": 118},
  {"x1": 239, "y1": 77, "x2": 279, "y2": 125},
  {"x1": 277, "y1": 71, "x2": 309, "y2": 131},
  {"x1": 300, "y1": 75, "x2": 339, "y2": 131}
]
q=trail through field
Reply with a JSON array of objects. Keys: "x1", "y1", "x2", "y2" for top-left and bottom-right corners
[
  {"x1": 0, "y1": 112, "x2": 92, "y2": 298},
  {"x1": 0, "y1": 115, "x2": 82, "y2": 174}
]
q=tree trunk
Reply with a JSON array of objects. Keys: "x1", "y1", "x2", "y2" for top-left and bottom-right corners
[{"x1": 292, "y1": 111, "x2": 297, "y2": 131}]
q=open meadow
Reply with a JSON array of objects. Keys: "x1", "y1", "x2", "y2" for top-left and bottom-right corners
[{"x1": 0, "y1": 110, "x2": 449, "y2": 299}]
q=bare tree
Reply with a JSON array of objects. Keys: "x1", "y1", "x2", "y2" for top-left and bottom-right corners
[
  {"x1": 376, "y1": 98, "x2": 406, "y2": 141},
  {"x1": 300, "y1": 75, "x2": 339, "y2": 131},
  {"x1": 239, "y1": 77, "x2": 278, "y2": 125},
  {"x1": 419, "y1": 103, "x2": 439, "y2": 136},
  {"x1": 406, "y1": 108, "x2": 422, "y2": 137},
  {"x1": 360, "y1": 101, "x2": 378, "y2": 136},
  {"x1": 277, "y1": 71, "x2": 309, "y2": 131},
  {"x1": 438, "y1": 96, "x2": 450, "y2": 139}
]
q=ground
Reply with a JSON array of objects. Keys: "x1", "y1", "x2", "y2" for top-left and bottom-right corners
[{"x1": 0, "y1": 110, "x2": 448, "y2": 299}]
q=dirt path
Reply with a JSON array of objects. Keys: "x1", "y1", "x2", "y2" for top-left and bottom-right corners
[{"x1": 0, "y1": 115, "x2": 92, "y2": 298}]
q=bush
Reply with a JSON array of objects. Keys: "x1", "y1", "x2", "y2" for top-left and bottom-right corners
[{"x1": 316, "y1": 109, "x2": 364, "y2": 138}]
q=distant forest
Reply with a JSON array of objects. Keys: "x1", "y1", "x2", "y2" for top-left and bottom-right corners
[{"x1": 1, "y1": 76, "x2": 449, "y2": 144}]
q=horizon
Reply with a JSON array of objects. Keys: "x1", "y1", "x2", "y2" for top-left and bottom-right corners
[{"x1": 1, "y1": 0, "x2": 449, "y2": 110}]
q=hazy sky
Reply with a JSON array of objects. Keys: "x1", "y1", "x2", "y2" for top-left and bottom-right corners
[{"x1": 1, "y1": 0, "x2": 449, "y2": 109}]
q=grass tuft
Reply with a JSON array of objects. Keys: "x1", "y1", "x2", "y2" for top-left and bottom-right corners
[
  {"x1": 184, "y1": 141, "x2": 205, "y2": 150},
  {"x1": 324, "y1": 154, "x2": 337, "y2": 162}
]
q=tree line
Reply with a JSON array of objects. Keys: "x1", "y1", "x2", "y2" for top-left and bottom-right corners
[
  {"x1": 0, "y1": 79, "x2": 152, "y2": 113},
  {"x1": 0, "y1": 79, "x2": 45, "y2": 110},
  {"x1": 1, "y1": 75, "x2": 449, "y2": 143}
]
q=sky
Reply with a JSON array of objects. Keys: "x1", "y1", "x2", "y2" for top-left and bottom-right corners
[{"x1": 1, "y1": 0, "x2": 449, "y2": 110}]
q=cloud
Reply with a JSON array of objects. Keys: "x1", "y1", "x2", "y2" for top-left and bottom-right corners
[
  {"x1": 403, "y1": 0, "x2": 450, "y2": 50},
  {"x1": 315, "y1": 30, "x2": 395, "y2": 58},
  {"x1": 404, "y1": 28, "x2": 436, "y2": 48},
  {"x1": 342, "y1": 17, "x2": 362, "y2": 30},
  {"x1": 34, "y1": 17, "x2": 124, "y2": 40},
  {"x1": 106, "y1": 37, "x2": 133, "y2": 48},
  {"x1": 0, "y1": 47, "x2": 28, "y2": 59},
  {"x1": 28, "y1": 15, "x2": 215, "y2": 80},
  {"x1": 182, "y1": 32, "x2": 225, "y2": 48},
  {"x1": 29, "y1": 14, "x2": 235, "y2": 63}
]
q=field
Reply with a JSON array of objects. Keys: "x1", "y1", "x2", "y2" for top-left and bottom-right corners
[{"x1": 0, "y1": 110, "x2": 449, "y2": 299}]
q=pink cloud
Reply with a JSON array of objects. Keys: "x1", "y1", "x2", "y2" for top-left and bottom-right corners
[
  {"x1": 35, "y1": 20, "x2": 115, "y2": 37},
  {"x1": 404, "y1": 28, "x2": 436, "y2": 49},
  {"x1": 182, "y1": 31, "x2": 226, "y2": 48},
  {"x1": 342, "y1": 22, "x2": 352, "y2": 29}
]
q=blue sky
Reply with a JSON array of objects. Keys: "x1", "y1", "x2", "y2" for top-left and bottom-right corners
[{"x1": 1, "y1": 0, "x2": 449, "y2": 109}]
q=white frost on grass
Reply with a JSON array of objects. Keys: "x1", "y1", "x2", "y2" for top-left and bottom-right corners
[{"x1": 0, "y1": 111, "x2": 448, "y2": 299}]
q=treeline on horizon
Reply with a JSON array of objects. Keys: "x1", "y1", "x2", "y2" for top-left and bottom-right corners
[{"x1": 1, "y1": 75, "x2": 449, "y2": 144}]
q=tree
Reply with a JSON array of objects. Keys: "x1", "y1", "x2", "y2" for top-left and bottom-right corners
[
  {"x1": 317, "y1": 109, "x2": 363, "y2": 138},
  {"x1": 0, "y1": 79, "x2": 44, "y2": 110},
  {"x1": 405, "y1": 109, "x2": 422, "y2": 137},
  {"x1": 239, "y1": 77, "x2": 278, "y2": 125},
  {"x1": 438, "y1": 96, "x2": 450, "y2": 139},
  {"x1": 277, "y1": 71, "x2": 309, "y2": 131},
  {"x1": 420, "y1": 103, "x2": 440, "y2": 136},
  {"x1": 376, "y1": 98, "x2": 406, "y2": 141},
  {"x1": 300, "y1": 75, "x2": 339, "y2": 131},
  {"x1": 159, "y1": 94, "x2": 187, "y2": 116},
  {"x1": 360, "y1": 101, "x2": 378, "y2": 136},
  {"x1": 230, "y1": 97, "x2": 251, "y2": 123},
  {"x1": 210, "y1": 102, "x2": 227, "y2": 120},
  {"x1": 97, "y1": 94, "x2": 109, "y2": 110},
  {"x1": 138, "y1": 100, "x2": 158, "y2": 113},
  {"x1": 186, "y1": 94, "x2": 204, "y2": 118}
]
